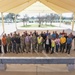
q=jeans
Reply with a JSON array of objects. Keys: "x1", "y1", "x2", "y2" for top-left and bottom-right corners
[
  {"x1": 56, "y1": 44, "x2": 59, "y2": 52},
  {"x1": 51, "y1": 47, "x2": 54, "y2": 54},
  {"x1": 16, "y1": 43, "x2": 21, "y2": 53},
  {"x1": 12, "y1": 43, "x2": 16, "y2": 53}
]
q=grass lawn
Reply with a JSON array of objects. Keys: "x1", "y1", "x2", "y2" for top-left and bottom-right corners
[{"x1": 21, "y1": 24, "x2": 56, "y2": 28}]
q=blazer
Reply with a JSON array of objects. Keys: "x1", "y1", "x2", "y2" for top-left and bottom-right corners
[{"x1": 45, "y1": 39, "x2": 51, "y2": 48}]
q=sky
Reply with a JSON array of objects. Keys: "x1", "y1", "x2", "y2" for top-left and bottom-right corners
[{"x1": 0, "y1": 1, "x2": 73, "y2": 18}]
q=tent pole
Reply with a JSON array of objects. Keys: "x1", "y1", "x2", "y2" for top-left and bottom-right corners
[
  {"x1": 39, "y1": 13, "x2": 40, "y2": 27},
  {"x1": 72, "y1": 13, "x2": 75, "y2": 31},
  {"x1": 15, "y1": 14, "x2": 17, "y2": 30},
  {"x1": 59, "y1": 14, "x2": 62, "y2": 27},
  {"x1": 1, "y1": 12, "x2": 5, "y2": 33}
]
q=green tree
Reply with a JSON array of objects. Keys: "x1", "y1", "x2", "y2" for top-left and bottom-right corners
[
  {"x1": 45, "y1": 13, "x2": 59, "y2": 25},
  {"x1": 5, "y1": 13, "x2": 20, "y2": 23},
  {"x1": 37, "y1": 16, "x2": 45, "y2": 27},
  {"x1": 21, "y1": 14, "x2": 29, "y2": 26}
]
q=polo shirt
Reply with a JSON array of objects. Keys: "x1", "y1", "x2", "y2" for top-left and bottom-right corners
[
  {"x1": 67, "y1": 38, "x2": 72, "y2": 44},
  {"x1": 60, "y1": 37, "x2": 66, "y2": 44}
]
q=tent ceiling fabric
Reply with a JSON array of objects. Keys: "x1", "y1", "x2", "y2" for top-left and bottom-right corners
[
  {"x1": 0, "y1": 0, "x2": 75, "y2": 14},
  {"x1": 40, "y1": 0, "x2": 70, "y2": 13},
  {"x1": 6, "y1": 0, "x2": 36, "y2": 14},
  {"x1": 19, "y1": 1, "x2": 56, "y2": 14},
  {"x1": 46, "y1": 0, "x2": 75, "y2": 12}
]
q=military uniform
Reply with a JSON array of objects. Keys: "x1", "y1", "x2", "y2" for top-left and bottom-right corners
[
  {"x1": 20, "y1": 35, "x2": 25, "y2": 53},
  {"x1": 7, "y1": 36, "x2": 12, "y2": 53},
  {"x1": 32, "y1": 34, "x2": 37, "y2": 52}
]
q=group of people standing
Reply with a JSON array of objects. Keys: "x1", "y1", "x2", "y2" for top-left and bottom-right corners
[{"x1": 0, "y1": 30, "x2": 75, "y2": 54}]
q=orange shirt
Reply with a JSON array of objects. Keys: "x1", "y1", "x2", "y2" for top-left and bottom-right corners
[{"x1": 2, "y1": 37, "x2": 7, "y2": 45}]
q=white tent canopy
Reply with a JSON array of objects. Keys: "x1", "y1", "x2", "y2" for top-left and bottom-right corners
[
  {"x1": 0, "y1": 0, "x2": 75, "y2": 14},
  {"x1": 19, "y1": 1, "x2": 56, "y2": 14}
]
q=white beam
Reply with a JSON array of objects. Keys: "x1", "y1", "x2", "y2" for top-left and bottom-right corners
[
  {"x1": 72, "y1": 13, "x2": 75, "y2": 31},
  {"x1": 38, "y1": 13, "x2": 41, "y2": 27},
  {"x1": 15, "y1": 14, "x2": 17, "y2": 30},
  {"x1": 59, "y1": 14, "x2": 62, "y2": 27},
  {"x1": 1, "y1": 12, "x2": 5, "y2": 32}
]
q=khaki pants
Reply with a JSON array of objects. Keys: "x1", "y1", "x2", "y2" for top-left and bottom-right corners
[
  {"x1": 7, "y1": 44, "x2": 12, "y2": 53},
  {"x1": 38, "y1": 44, "x2": 42, "y2": 53},
  {"x1": 32, "y1": 43, "x2": 36, "y2": 52},
  {"x1": 21, "y1": 43, "x2": 25, "y2": 52},
  {"x1": 25, "y1": 43, "x2": 30, "y2": 53}
]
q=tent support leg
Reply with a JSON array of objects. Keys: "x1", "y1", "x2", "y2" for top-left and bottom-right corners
[
  {"x1": 59, "y1": 14, "x2": 62, "y2": 27},
  {"x1": 15, "y1": 14, "x2": 17, "y2": 31},
  {"x1": 72, "y1": 13, "x2": 75, "y2": 31},
  {"x1": 1, "y1": 12, "x2": 5, "y2": 33}
]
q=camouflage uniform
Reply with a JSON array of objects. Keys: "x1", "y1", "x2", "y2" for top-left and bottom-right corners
[
  {"x1": 7, "y1": 35, "x2": 12, "y2": 53},
  {"x1": 20, "y1": 35, "x2": 25, "y2": 53},
  {"x1": 32, "y1": 34, "x2": 37, "y2": 52}
]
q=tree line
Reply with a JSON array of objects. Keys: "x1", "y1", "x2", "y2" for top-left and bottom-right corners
[{"x1": 0, "y1": 13, "x2": 73, "y2": 27}]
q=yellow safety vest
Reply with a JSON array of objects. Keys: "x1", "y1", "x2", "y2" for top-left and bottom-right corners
[
  {"x1": 51, "y1": 40, "x2": 55, "y2": 47},
  {"x1": 37, "y1": 37, "x2": 42, "y2": 44}
]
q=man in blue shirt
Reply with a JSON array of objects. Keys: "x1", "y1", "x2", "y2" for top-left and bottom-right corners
[
  {"x1": 65, "y1": 36, "x2": 72, "y2": 54},
  {"x1": 45, "y1": 30, "x2": 49, "y2": 37},
  {"x1": 51, "y1": 31, "x2": 56, "y2": 39}
]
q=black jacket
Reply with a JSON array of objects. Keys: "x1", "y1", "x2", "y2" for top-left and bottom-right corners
[
  {"x1": 45, "y1": 39, "x2": 51, "y2": 48},
  {"x1": 15, "y1": 37, "x2": 20, "y2": 44},
  {"x1": 0, "y1": 39, "x2": 1, "y2": 45}
]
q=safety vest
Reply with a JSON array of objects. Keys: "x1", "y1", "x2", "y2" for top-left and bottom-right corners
[
  {"x1": 51, "y1": 40, "x2": 55, "y2": 47},
  {"x1": 37, "y1": 37, "x2": 42, "y2": 44}
]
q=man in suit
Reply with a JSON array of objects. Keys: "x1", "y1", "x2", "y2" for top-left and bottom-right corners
[
  {"x1": 16, "y1": 34, "x2": 21, "y2": 54},
  {"x1": 45, "y1": 36, "x2": 51, "y2": 53}
]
